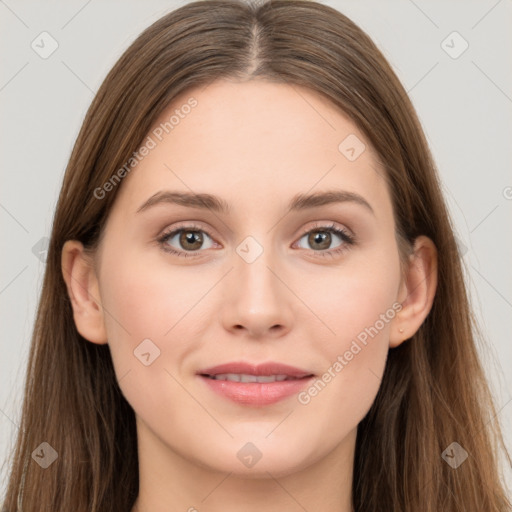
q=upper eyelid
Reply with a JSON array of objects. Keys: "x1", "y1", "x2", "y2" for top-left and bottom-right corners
[{"x1": 299, "y1": 220, "x2": 352, "y2": 237}]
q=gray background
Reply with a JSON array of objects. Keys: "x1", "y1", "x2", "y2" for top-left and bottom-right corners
[{"x1": 1, "y1": 0, "x2": 511, "y2": 497}]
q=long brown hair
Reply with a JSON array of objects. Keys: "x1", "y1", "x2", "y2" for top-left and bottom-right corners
[{"x1": 2, "y1": 0, "x2": 510, "y2": 510}]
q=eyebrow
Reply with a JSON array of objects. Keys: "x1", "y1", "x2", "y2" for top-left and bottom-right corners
[{"x1": 136, "y1": 189, "x2": 374, "y2": 216}]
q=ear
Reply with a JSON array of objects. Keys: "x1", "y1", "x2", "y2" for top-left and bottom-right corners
[
  {"x1": 389, "y1": 235, "x2": 438, "y2": 348},
  {"x1": 61, "y1": 240, "x2": 108, "y2": 345}
]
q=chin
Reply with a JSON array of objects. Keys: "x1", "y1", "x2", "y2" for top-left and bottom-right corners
[{"x1": 191, "y1": 436, "x2": 322, "y2": 479}]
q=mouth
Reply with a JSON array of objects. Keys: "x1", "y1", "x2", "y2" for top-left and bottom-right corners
[
  {"x1": 196, "y1": 361, "x2": 315, "y2": 406},
  {"x1": 200, "y1": 373, "x2": 313, "y2": 383}
]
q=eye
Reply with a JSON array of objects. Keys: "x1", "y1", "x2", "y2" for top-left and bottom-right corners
[
  {"x1": 157, "y1": 221, "x2": 355, "y2": 259},
  {"x1": 294, "y1": 222, "x2": 355, "y2": 258},
  {"x1": 157, "y1": 223, "x2": 216, "y2": 258}
]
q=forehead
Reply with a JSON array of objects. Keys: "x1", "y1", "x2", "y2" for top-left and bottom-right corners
[{"x1": 110, "y1": 78, "x2": 390, "y2": 218}]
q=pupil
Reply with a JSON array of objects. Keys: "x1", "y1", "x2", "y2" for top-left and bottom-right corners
[
  {"x1": 310, "y1": 231, "x2": 330, "y2": 250},
  {"x1": 181, "y1": 230, "x2": 203, "y2": 249}
]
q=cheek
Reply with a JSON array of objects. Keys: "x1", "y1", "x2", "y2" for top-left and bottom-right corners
[
  {"x1": 96, "y1": 251, "x2": 214, "y2": 424},
  {"x1": 98, "y1": 246, "x2": 213, "y2": 339},
  {"x1": 96, "y1": 248, "x2": 212, "y2": 382},
  {"x1": 297, "y1": 248, "x2": 400, "y2": 415},
  {"x1": 306, "y1": 246, "x2": 400, "y2": 345}
]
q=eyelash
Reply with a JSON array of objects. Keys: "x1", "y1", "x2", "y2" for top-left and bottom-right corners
[{"x1": 156, "y1": 222, "x2": 356, "y2": 259}]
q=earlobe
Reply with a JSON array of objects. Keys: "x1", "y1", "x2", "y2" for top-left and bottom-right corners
[
  {"x1": 389, "y1": 235, "x2": 438, "y2": 348},
  {"x1": 61, "y1": 240, "x2": 108, "y2": 345}
]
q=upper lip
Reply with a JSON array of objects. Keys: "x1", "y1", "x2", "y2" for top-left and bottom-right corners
[{"x1": 198, "y1": 361, "x2": 315, "y2": 378}]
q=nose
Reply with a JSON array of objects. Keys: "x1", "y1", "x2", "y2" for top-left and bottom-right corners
[{"x1": 220, "y1": 245, "x2": 294, "y2": 340}]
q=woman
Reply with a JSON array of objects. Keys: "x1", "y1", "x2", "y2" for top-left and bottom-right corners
[{"x1": 2, "y1": 0, "x2": 510, "y2": 510}]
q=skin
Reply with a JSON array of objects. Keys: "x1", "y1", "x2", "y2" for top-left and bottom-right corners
[{"x1": 62, "y1": 79, "x2": 437, "y2": 512}]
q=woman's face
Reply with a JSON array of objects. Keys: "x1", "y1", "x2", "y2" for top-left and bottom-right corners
[{"x1": 93, "y1": 79, "x2": 405, "y2": 477}]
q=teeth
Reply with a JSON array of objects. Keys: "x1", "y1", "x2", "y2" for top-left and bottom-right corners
[{"x1": 210, "y1": 373, "x2": 294, "y2": 383}]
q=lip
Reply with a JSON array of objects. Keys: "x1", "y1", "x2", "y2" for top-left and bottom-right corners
[
  {"x1": 198, "y1": 361, "x2": 314, "y2": 378},
  {"x1": 197, "y1": 361, "x2": 315, "y2": 406}
]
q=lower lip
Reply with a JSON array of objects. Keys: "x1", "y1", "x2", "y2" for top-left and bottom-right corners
[{"x1": 198, "y1": 375, "x2": 314, "y2": 406}]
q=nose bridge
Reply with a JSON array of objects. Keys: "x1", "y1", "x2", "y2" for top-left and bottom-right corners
[
  {"x1": 234, "y1": 233, "x2": 281, "y2": 301},
  {"x1": 223, "y1": 231, "x2": 292, "y2": 336}
]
